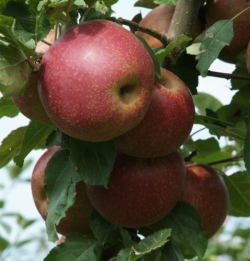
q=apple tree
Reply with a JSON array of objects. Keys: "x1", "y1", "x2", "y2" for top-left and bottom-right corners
[{"x1": 0, "y1": 0, "x2": 250, "y2": 260}]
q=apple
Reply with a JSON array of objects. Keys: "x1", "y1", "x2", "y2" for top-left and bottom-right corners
[
  {"x1": 31, "y1": 146, "x2": 93, "y2": 236},
  {"x1": 38, "y1": 19, "x2": 155, "y2": 142},
  {"x1": 12, "y1": 30, "x2": 56, "y2": 125},
  {"x1": 12, "y1": 72, "x2": 53, "y2": 125},
  {"x1": 247, "y1": 40, "x2": 250, "y2": 73},
  {"x1": 86, "y1": 150, "x2": 186, "y2": 228},
  {"x1": 205, "y1": 0, "x2": 250, "y2": 63},
  {"x1": 181, "y1": 163, "x2": 229, "y2": 238},
  {"x1": 115, "y1": 68, "x2": 195, "y2": 158},
  {"x1": 136, "y1": 4, "x2": 205, "y2": 49}
]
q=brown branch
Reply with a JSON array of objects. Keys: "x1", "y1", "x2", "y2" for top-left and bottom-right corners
[
  {"x1": 115, "y1": 17, "x2": 169, "y2": 46},
  {"x1": 207, "y1": 70, "x2": 250, "y2": 81},
  {"x1": 167, "y1": 0, "x2": 204, "y2": 55},
  {"x1": 41, "y1": 39, "x2": 52, "y2": 46},
  {"x1": 208, "y1": 156, "x2": 243, "y2": 166},
  {"x1": 184, "y1": 150, "x2": 198, "y2": 162}
]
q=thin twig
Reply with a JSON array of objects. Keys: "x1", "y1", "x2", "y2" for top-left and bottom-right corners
[
  {"x1": 208, "y1": 156, "x2": 243, "y2": 166},
  {"x1": 185, "y1": 150, "x2": 198, "y2": 162},
  {"x1": 115, "y1": 17, "x2": 169, "y2": 46},
  {"x1": 207, "y1": 70, "x2": 250, "y2": 81}
]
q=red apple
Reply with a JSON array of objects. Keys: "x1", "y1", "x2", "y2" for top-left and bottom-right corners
[
  {"x1": 86, "y1": 150, "x2": 186, "y2": 228},
  {"x1": 136, "y1": 4, "x2": 205, "y2": 49},
  {"x1": 12, "y1": 72, "x2": 53, "y2": 125},
  {"x1": 38, "y1": 19, "x2": 155, "y2": 142},
  {"x1": 247, "y1": 40, "x2": 250, "y2": 73},
  {"x1": 115, "y1": 68, "x2": 195, "y2": 158},
  {"x1": 205, "y1": 0, "x2": 250, "y2": 63},
  {"x1": 31, "y1": 146, "x2": 93, "y2": 236},
  {"x1": 181, "y1": 163, "x2": 229, "y2": 238}
]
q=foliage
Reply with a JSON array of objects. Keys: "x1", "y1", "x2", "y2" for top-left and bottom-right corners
[
  {"x1": 1, "y1": 0, "x2": 250, "y2": 260},
  {"x1": 0, "y1": 162, "x2": 53, "y2": 260}
]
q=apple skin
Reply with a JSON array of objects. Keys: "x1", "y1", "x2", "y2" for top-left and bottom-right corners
[
  {"x1": 180, "y1": 163, "x2": 229, "y2": 238},
  {"x1": 38, "y1": 19, "x2": 155, "y2": 142},
  {"x1": 115, "y1": 68, "x2": 195, "y2": 158},
  {"x1": 31, "y1": 146, "x2": 93, "y2": 236},
  {"x1": 247, "y1": 40, "x2": 250, "y2": 73},
  {"x1": 12, "y1": 72, "x2": 53, "y2": 125},
  {"x1": 136, "y1": 4, "x2": 204, "y2": 49},
  {"x1": 205, "y1": 0, "x2": 250, "y2": 63},
  {"x1": 86, "y1": 150, "x2": 186, "y2": 228}
]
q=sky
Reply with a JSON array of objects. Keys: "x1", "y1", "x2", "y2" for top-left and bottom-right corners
[{"x1": 0, "y1": 0, "x2": 238, "y2": 258}]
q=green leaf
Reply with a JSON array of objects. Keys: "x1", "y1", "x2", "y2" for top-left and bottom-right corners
[
  {"x1": 117, "y1": 229, "x2": 171, "y2": 261},
  {"x1": 169, "y1": 53, "x2": 199, "y2": 95},
  {"x1": 0, "y1": 201, "x2": 4, "y2": 208},
  {"x1": 16, "y1": 214, "x2": 36, "y2": 229},
  {"x1": 0, "y1": 15, "x2": 34, "y2": 54},
  {"x1": 7, "y1": 159, "x2": 32, "y2": 179},
  {"x1": 69, "y1": 138, "x2": 116, "y2": 188},
  {"x1": 104, "y1": 0, "x2": 119, "y2": 6},
  {"x1": 155, "y1": 35, "x2": 191, "y2": 63},
  {"x1": 0, "y1": 220, "x2": 11, "y2": 234},
  {"x1": 140, "y1": 243, "x2": 184, "y2": 261},
  {"x1": 3, "y1": 0, "x2": 51, "y2": 43},
  {"x1": 16, "y1": 238, "x2": 34, "y2": 248},
  {"x1": 188, "y1": 20, "x2": 234, "y2": 76},
  {"x1": 0, "y1": 237, "x2": 9, "y2": 252},
  {"x1": 194, "y1": 137, "x2": 220, "y2": 157},
  {"x1": 223, "y1": 171, "x2": 250, "y2": 217},
  {"x1": 131, "y1": 229, "x2": 171, "y2": 261},
  {"x1": 244, "y1": 130, "x2": 250, "y2": 174},
  {"x1": 191, "y1": 150, "x2": 232, "y2": 169},
  {"x1": 119, "y1": 228, "x2": 134, "y2": 248},
  {"x1": 14, "y1": 121, "x2": 55, "y2": 167},
  {"x1": 134, "y1": 0, "x2": 157, "y2": 9},
  {"x1": 46, "y1": 129, "x2": 70, "y2": 149},
  {"x1": 0, "y1": 126, "x2": 27, "y2": 168},
  {"x1": 231, "y1": 63, "x2": 250, "y2": 90},
  {"x1": 193, "y1": 92, "x2": 223, "y2": 116},
  {"x1": 44, "y1": 233, "x2": 99, "y2": 261},
  {"x1": 45, "y1": 149, "x2": 81, "y2": 242},
  {"x1": 116, "y1": 247, "x2": 131, "y2": 261},
  {"x1": 0, "y1": 96, "x2": 19, "y2": 118},
  {"x1": 154, "y1": 0, "x2": 178, "y2": 4},
  {"x1": 232, "y1": 87, "x2": 250, "y2": 110},
  {"x1": 0, "y1": 44, "x2": 32, "y2": 97},
  {"x1": 161, "y1": 202, "x2": 207, "y2": 260},
  {"x1": 195, "y1": 115, "x2": 245, "y2": 141},
  {"x1": 160, "y1": 243, "x2": 185, "y2": 261},
  {"x1": 89, "y1": 211, "x2": 119, "y2": 245},
  {"x1": 136, "y1": 35, "x2": 161, "y2": 78}
]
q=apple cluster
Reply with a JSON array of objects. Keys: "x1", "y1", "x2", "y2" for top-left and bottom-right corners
[{"x1": 26, "y1": 18, "x2": 230, "y2": 244}]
